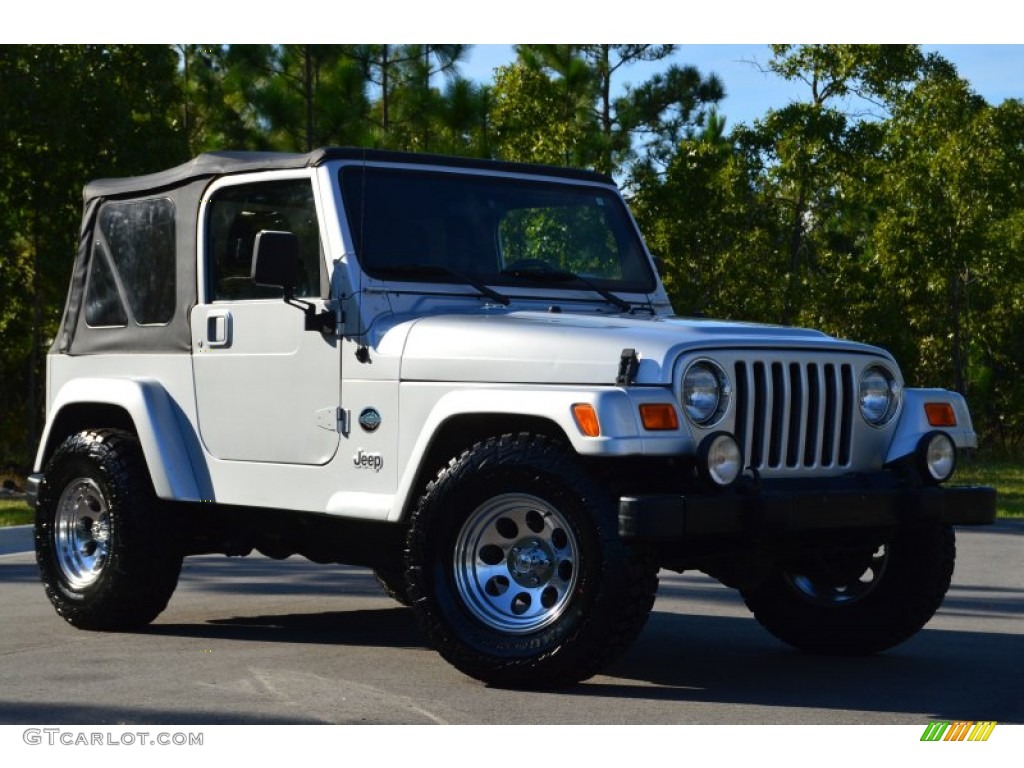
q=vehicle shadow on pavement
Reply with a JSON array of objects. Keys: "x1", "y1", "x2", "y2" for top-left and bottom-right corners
[
  {"x1": 149, "y1": 607, "x2": 425, "y2": 649},
  {"x1": 592, "y1": 608, "x2": 1024, "y2": 722},
  {"x1": 174, "y1": 556, "x2": 388, "y2": 598},
  {"x1": 967, "y1": 519, "x2": 1024, "y2": 537},
  {"x1": 147, "y1": 556, "x2": 427, "y2": 647},
  {"x1": 0, "y1": 699, "x2": 317, "y2": 725},
  {"x1": 0, "y1": 562, "x2": 41, "y2": 584}
]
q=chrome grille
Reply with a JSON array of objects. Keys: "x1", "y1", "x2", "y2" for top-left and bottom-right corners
[{"x1": 732, "y1": 359, "x2": 855, "y2": 471}]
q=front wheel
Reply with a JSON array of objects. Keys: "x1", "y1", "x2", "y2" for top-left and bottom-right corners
[
  {"x1": 373, "y1": 566, "x2": 412, "y2": 607},
  {"x1": 35, "y1": 429, "x2": 183, "y2": 630},
  {"x1": 405, "y1": 433, "x2": 658, "y2": 688},
  {"x1": 741, "y1": 524, "x2": 956, "y2": 655}
]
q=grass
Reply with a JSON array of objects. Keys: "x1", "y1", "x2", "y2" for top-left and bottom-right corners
[
  {"x1": 0, "y1": 499, "x2": 33, "y2": 527},
  {"x1": 0, "y1": 460, "x2": 1019, "y2": 527},
  {"x1": 956, "y1": 459, "x2": 1024, "y2": 519}
]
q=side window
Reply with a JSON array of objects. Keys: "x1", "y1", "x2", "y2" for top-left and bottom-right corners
[
  {"x1": 84, "y1": 242, "x2": 129, "y2": 327},
  {"x1": 206, "y1": 179, "x2": 322, "y2": 301},
  {"x1": 86, "y1": 198, "x2": 176, "y2": 327}
]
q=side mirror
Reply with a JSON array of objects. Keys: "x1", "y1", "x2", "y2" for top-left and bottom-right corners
[
  {"x1": 251, "y1": 229, "x2": 336, "y2": 335},
  {"x1": 251, "y1": 230, "x2": 299, "y2": 296}
]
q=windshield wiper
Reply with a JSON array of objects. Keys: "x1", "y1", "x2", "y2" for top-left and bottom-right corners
[
  {"x1": 501, "y1": 263, "x2": 632, "y2": 312},
  {"x1": 375, "y1": 264, "x2": 510, "y2": 306}
]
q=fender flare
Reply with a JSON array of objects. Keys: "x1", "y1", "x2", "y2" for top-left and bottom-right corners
[
  {"x1": 35, "y1": 377, "x2": 210, "y2": 501},
  {"x1": 885, "y1": 388, "x2": 978, "y2": 464},
  {"x1": 386, "y1": 385, "x2": 692, "y2": 522}
]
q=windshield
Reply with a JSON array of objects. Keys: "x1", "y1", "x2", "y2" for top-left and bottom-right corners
[{"x1": 339, "y1": 166, "x2": 656, "y2": 293}]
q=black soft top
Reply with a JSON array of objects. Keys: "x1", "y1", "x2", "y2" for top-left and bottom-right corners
[
  {"x1": 84, "y1": 147, "x2": 613, "y2": 201},
  {"x1": 59, "y1": 148, "x2": 614, "y2": 357}
]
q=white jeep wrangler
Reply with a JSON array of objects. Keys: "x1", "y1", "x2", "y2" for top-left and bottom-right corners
[{"x1": 29, "y1": 148, "x2": 996, "y2": 688}]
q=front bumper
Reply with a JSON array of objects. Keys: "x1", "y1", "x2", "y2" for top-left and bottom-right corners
[{"x1": 619, "y1": 483, "x2": 997, "y2": 541}]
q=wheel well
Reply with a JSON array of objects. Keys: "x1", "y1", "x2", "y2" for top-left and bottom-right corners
[
  {"x1": 405, "y1": 413, "x2": 569, "y2": 517},
  {"x1": 42, "y1": 404, "x2": 137, "y2": 467}
]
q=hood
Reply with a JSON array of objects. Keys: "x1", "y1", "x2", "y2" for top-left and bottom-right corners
[{"x1": 396, "y1": 310, "x2": 891, "y2": 385}]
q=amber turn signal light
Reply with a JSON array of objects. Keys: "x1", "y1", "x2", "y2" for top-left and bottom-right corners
[
  {"x1": 639, "y1": 403, "x2": 680, "y2": 431},
  {"x1": 925, "y1": 402, "x2": 957, "y2": 428},
  {"x1": 572, "y1": 403, "x2": 601, "y2": 437}
]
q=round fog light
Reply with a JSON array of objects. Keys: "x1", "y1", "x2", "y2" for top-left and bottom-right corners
[
  {"x1": 917, "y1": 431, "x2": 956, "y2": 484},
  {"x1": 698, "y1": 432, "x2": 743, "y2": 487}
]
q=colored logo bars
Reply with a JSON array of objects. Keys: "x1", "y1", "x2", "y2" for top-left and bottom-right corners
[{"x1": 920, "y1": 721, "x2": 997, "y2": 742}]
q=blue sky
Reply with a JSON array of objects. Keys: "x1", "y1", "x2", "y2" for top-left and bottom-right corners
[{"x1": 458, "y1": 44, "x2": 1024, "y2": 129}]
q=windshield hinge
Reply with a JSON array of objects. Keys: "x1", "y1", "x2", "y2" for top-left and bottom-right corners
[{"x1": 616, "y1": 348, "x2": 639, "y2": 386}]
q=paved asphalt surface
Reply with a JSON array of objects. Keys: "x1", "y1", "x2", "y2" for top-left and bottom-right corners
[{"x1": 0, "y1": 521, "x2": 1021, "y2": 725}]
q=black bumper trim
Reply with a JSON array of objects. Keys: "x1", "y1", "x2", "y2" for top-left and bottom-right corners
[{"x1": 619, "y1": 484, "x2": 997, "y2": 541}]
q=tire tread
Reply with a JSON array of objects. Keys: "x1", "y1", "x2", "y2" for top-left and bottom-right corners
[
  {"x1": 405, "y1": 432, "x2": 658, "y2": 688},
  {"x1": 35, "y1": 429, "x2": 182, "y2": 631}
]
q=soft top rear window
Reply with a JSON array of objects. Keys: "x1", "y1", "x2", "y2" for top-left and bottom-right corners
[{"x1": 88, "y1": 197, "x2": 176, "y2": 327}]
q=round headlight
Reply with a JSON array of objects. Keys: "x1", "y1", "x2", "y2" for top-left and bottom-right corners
[
  {"x1": 859, "y1": 365, "x2": 900, "y2": 426},
  {"x1": 682, "y1": 361, "x2": 730, "y2": 426}
]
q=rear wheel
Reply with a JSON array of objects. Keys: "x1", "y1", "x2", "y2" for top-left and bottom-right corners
[
  {"x1": 405, "y1": 433, "x2": 658, "y2": 688},
  {"x1": 741, "y1": 525, "x2": 955, "y2": 655},
  {"x1": 35, "y1": 429, "x2": 183, "y2": 630}
]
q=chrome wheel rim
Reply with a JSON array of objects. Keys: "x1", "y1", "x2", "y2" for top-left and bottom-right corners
[
  {"x1": 786, "y1": 544, "x2": 889, "y2": 606},
  {"x1": 454, "y1": 493, "x2": 579, "y2": 634},
  {"x1": 54, "y1": 478, "x2": 111, "y2": 590}
]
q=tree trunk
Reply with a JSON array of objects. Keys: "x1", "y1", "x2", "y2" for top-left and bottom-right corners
[
  {"x1": 27, "y1": 214, "x2": 41, "y2": 469},
  {"x1": 381, "y1": 44, "x2": 390, "y2": 133},
  {"x1": 598, "y1": 45, "x2": 613, "y2": 175},
  {"x1": 304, "y1": 45, "x2": 314, "y2": 152},
  {"x1": 783, "y1": 187, "x2": 807, "y2": 326}
]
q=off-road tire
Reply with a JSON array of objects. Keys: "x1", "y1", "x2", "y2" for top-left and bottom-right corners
[
  {"x1": 35, "y1": 429, "x2": 183, "y2": 630},
  {"x1": 741, "y1": 524, "x2": 956, "y2": 655},
  {"x1": 373, "y1": 566, "x2": 412, "y2": 607},
  {"x1": 405, "y1": 433, "x2": 658, "y2": 688}
]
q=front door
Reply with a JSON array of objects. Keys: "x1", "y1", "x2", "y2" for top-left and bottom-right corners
[{"x1": 191, "y1": 174, "x2": 340, "y2": 465}]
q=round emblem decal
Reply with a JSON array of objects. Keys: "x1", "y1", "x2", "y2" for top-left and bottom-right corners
[{"x1": 358, "y1": 408, "x2": 382, "y2": 433}]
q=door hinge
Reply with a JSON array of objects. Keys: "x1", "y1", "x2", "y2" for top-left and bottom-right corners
[{"x1": 317, "y1": 406, "x2": 349, "y2": 435}]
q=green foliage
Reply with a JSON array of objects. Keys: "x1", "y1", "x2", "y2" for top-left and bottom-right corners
[
  {"x1": 3, "y1": 42, "x2": 1024, "y2": 466},
  {"x1": 767, "y1": 44, "x2": 930, "y2": 108},
  {"x1": 207, "y1": 45, "x2": 371, "y2": 152},
  {"x1": 490, "y1": 62, "x2": 594, "y2": 167},
  {"x1": 0, "y1": 45, "x2": 188, "y2": 468},
  {"x1": 341, "y1": 44, "x2": 488, "y2": 155},
  {"x1": 634, "y1": 44, "x2": 1024, "y2": 452},
  {"x1": 871, "y1": 70, "x2": 1024, "y2": 449},
  {"x1": 492, "y1": 44, "x2": 723, "y2": 176},
  {"x1": 632, "y1": 113, "x2": 777, "y2": 319}
]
